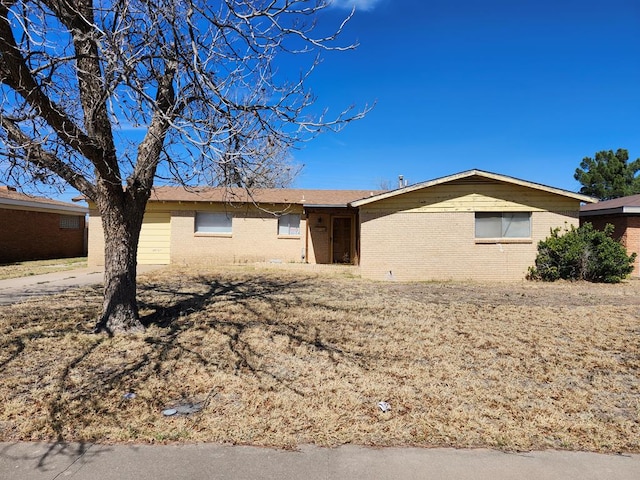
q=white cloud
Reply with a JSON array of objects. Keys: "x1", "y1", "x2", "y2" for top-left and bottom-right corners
[{"x1": 328, "y1": 0, "x2": 384, "y2": 12}]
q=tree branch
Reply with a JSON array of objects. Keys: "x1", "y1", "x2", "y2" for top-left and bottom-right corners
[
  {"x1": 0, "y1": 4, "x2": 117, "y2": 182},
  {"x1": 130, "y1": 61, "x2": 176, "y2": 195},
  {"x1": 0, "y1": 115, "x2": 96, "y2": 200}
]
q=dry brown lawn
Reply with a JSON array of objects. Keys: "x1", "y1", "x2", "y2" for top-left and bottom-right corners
[
  {"x1": 0, "y1": 266, "x2": 638, "y2": 452},
  {"x1": 0, "y1": 257, "x2": 87, "y2": 280}
]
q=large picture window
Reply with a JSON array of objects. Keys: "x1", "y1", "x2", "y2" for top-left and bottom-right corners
[
  {"x1": 278, "y1": 214, "x2": 301, "y2": 236},
  {"x1": 195, "y1": 212, "x2": 232, "y2": 234},
  {"x1": 475, "y1": 212, "x2": 531, "y2": 238}
]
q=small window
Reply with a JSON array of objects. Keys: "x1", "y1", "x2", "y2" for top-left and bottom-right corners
[
  {"x1": 195, "y1": 212, "x2": 232, "y2": 234},
  {"x1": 60, "y1": 215, "x2": 80, "y2": 229},
  {"x1": 475, "y1": 212, "x2": 531, "y2": 238},
  {"x1": 278, "y1": 214, "x2": 301, "y2": 236}
]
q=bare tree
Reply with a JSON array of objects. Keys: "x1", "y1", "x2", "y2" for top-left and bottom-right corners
[{"x1": 0, "y1": 0, "x2": 367, "y2": 333}]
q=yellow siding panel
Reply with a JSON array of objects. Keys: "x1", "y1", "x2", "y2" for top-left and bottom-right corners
[
  {"x1": 138, "y1": 212, "x2": 170, "y2": 264},
  {"x1": 366, "y1": 180, "x2": 579, "y2": 213}
]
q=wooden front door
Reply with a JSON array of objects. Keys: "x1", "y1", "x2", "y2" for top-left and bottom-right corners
[{"x1": 332, "y1": 216, "x2": 352, "y2": 264}]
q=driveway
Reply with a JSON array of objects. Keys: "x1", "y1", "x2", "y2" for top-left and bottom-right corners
[{"x1": 0, "y1": 265, "x2": 165, "y2": 305}]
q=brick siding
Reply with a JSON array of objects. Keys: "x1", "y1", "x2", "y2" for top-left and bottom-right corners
[
  {"x1": 359, "y1": 210, "x2": 579, "y2": 282},
  {"x1": 87, "y1": 206, "x2": 308, "y2": 266},
  {"x1": 170, "y1": 209, "x2": 306, "y2": 265},
  {"x1": 627, "y1": 217, "x2": 640, "y2": 277},
  {"x1": 0, "y1": 208, "x2": 86, "y2": 263},
  {"x1": 584, "y1": 215, "x2": 640, "y2": 278}
]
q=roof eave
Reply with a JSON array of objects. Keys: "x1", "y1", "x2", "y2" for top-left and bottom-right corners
[
  {"x1": 581, "y1": 206, "x2": 640, "y2": 216},
  {"x1": 0, "y1": 197, "x2": 88, "y2": 214},
  {"x1": 304, "y1": 204, "x2": 350, "y2": 208},
  {"x1": 350, "y1": 169, "x2": 599, "y2": 207}
]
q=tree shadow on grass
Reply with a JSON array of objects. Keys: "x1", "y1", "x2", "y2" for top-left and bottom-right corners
[
  {"x1": 0, "y1": 272, "x2": 370, "y2": 462},
  {"x1": 136, "y1": 274, "x2": 366, "y2": 393}
]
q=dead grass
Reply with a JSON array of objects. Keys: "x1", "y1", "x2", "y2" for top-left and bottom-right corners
[
  {"x1": 0, "y1": 266, "x2": 638, "y2": 452},
  {"x1": 0, "y1": 257, "x2": 87, "y2": 280}
]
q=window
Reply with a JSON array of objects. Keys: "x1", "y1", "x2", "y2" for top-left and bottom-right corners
[
  {"x1": 59, "y1": 215, "x2": 80, "y2": 229},
  {"x1": 195, "y1": 212, "x2": 232, "y2": 234},
  {"x1": 278, "y1": 214, "x2": 301, "y2": 236},
  {"x1": 475, "y1": 212, "x2": 531, "y2": 238}
]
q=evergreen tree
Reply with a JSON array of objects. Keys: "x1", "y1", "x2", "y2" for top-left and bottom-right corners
[{"x1": 574, "y1": 149, "x2": 640, "y2": 200}]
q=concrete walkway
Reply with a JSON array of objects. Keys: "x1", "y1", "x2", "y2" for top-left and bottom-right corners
[
  {"x1": 1, "y1": 442, "x2": 638, "y2": 480},
  {"x1": 0, "y1": 265, "x2": 164, "y2": 305}
]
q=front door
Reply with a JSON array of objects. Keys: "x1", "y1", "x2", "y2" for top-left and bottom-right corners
[{"x1": 332, "y1": 216, "x2": 352, "y2": 264}]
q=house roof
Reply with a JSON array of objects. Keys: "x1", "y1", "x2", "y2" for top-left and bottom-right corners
[
  {"x1": 0, "y1": 186, "x2": 87, "y2": 215},
  {"x1": 148, "y1": 186, "x2": 383, "y2": 206},
  {"x1": 580, "y1": 193, "x2": 640, "y2": 216},
  {"x1": 350, "y1": 169, "x2": 599, "y2": 207}
]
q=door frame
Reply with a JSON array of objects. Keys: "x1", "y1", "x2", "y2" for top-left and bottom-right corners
[{"x1": 331, "y1": 214, "x2": 356, "y2": 264}]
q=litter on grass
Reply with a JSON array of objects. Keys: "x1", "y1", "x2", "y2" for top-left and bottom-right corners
[
  {"x1": 378, "y1": 401, "x2": 391, "y2": 412},
  {"x1": 162, "y1": 390, "x2": 218, "y2": 418},
  {"x1": 162, "y1": 401, "x2": 206, "y2": 417}
]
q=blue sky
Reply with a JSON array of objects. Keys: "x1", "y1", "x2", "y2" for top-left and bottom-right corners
[
  {"x1": 289, "y1": 0, "x2": 640, "y2": 191},
  {"x1": 22, "y1": 0, "x2": 639, "y2": 202}
]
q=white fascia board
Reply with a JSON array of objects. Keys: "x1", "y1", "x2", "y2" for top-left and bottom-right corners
[
  {"x1": 0, "y1": 197, "x2": 88, "y2": 215},
  {"x1": 580, "y1": 206, "x2": 640, "y2": 217}
]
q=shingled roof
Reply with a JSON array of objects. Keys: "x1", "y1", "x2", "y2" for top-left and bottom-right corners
[
  {"x1": 580, "y1": 193, "x2": 640, "y2": 216},
  {"x1": 0, "y1": 186, "x2": 87, "y2": 214},
  {"x1": 148, "y1": 186, "x2": 383, "y2": 206}
]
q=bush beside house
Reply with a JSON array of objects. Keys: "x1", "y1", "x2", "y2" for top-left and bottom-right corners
[{"x1": 528, "y1": 223, "x2": 636, "y2": 283}]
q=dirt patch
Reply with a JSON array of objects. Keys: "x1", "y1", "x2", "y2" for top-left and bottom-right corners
[{"x1": 0, "y1": 266, "x2": 638, "y2": 452}]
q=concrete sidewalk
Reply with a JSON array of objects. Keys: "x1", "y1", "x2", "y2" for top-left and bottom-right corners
[
  {"x1": 1, "y1": 442, "x2": 638, "y2": 480},
  {"x1": 0, "y1": 265, "x2": 164, "y2": 305}
]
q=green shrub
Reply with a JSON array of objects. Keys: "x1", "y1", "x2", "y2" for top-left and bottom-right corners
[{"x1": 528, "y1": 223, "x2": 636, "y2": 283}]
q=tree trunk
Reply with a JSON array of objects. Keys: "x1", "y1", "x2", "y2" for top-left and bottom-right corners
[{"x1": 95, "y1": 199, "x2": 146, "y2": 334}]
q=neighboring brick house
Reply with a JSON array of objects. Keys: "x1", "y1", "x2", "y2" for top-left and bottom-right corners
[
  {"x1": 580, "y1": 194, "x2": 640, "y2": 278},
  {"x1": 0, "y1": 186, "x2": 88, "y2": 264},
  {"x1": 85, "y1": 170, "x2": 597, "y2": 281}
]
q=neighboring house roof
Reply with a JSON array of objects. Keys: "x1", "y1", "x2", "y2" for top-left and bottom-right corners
[
  {"x1": 0, "y1": 186, "x2": 87, "y2": 215},
  {"x1": 148, "y1": 186, "x2": 383, "y2": 207},
  {"x1": 580, "y1": 193, "x2": 640, "y2": 216},
  {"x1": 350, "y1": 169, "x2": 599, "y2": 207}
]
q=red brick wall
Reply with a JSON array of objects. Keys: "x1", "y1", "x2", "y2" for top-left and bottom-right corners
[
  {"x1": 581, "y1": 215, "x2": 640, "y2": 278},
  {"x1": 0, "y1": 208, "x2": 86, "y2": 263},
  {"x1": 624, "y1": 217, "x2": 640, "y2": 277}
]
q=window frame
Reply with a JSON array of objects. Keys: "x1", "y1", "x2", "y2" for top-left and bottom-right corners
[
  {"x1": 474, "y1": 212, "x2": 532, "y2": 242},
  {"x1": 59, "y1": 215, "x2": 81, "y2": 229},
  {"x1": 277, "y1": 213, "x2": 301, "y2": 237},
  {"x1": 194, "y1": 212, "x2": 233, "y2": 235}
]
